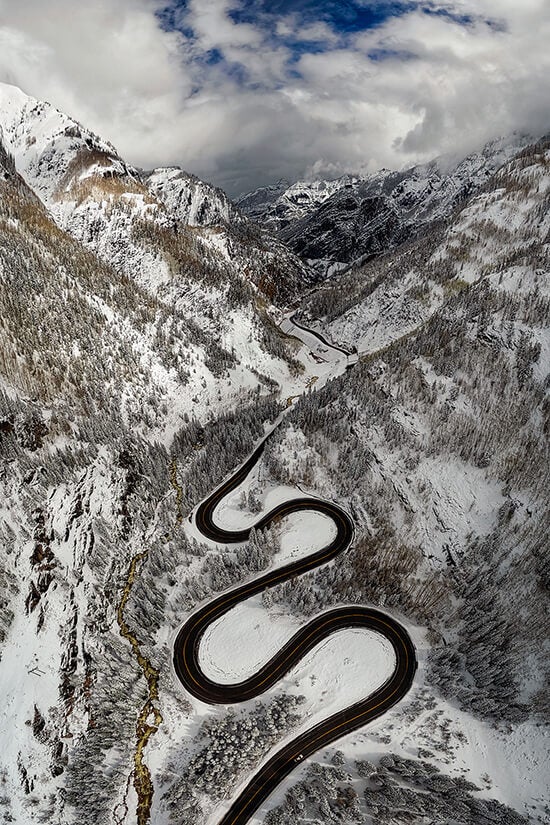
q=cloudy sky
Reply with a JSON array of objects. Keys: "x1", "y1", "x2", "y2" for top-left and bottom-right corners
[{"x1": 0, "y1": 0, "x2": 549, "y2": 195}]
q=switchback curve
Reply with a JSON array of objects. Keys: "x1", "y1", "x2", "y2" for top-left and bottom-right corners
[{"x1": 173, "y1": 439, "x2": 417, "y2": 825}]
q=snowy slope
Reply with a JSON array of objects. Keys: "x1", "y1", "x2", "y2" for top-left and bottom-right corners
[
  {"x1": 259, "y1": 139, "x2": 550, "y2": 823},
  {"x1": 0, "y1": 81, "x2": 311, "y2": 305},
  {"x1": 239, "y1": 134, "x2": 537, "y2": 275},
  {"x1": 235, "y1": 179, "x2": 291, "y2": 222},
  {"x1": 237, "y1": 175, "x2": 358, "y2": 231},
  {"x1": 0, "y1": 81, "x2": 317, "y2": 450},
  {"x1": 0, "y1": 83, "x2": 547, "y2": 825},
  {"x1": 0, "y1": 105, "x2": 324, "y2": 825},
  {"x1": 300, "y1": 136, "x2": 550, "y2": 358},
  {"x1": 0, "y1": 82, "x2": 119, "y2": 196},
  {"x1": 145, "y1": 166, "x2": 245, "y2": 228}
]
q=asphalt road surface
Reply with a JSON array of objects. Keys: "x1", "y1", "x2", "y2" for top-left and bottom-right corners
[
  {"x1": 289, "y1": 313, "x2": 352, "y2": 356},
  {"x1": 173, "y1": 438, "x2": 417, "y2": 825}
]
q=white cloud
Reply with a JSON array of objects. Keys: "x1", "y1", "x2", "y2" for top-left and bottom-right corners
[
  {"x1": 0, "y1": 1, "x2": 188, "y2": 160},
  {"x1": 0, "y1": 0, "x2": 548, "y2": 195},
  {"x1": 276, "y1": 16, "x2": 340, "y2": 45},
  {"x1": 187, "y1": 0, "x2": 261, "y2": 50}
]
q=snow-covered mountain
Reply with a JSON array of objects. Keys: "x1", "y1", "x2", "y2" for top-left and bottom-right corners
[
  {"x1": 0, "y1": 82, "x2": 311, "y2": 304},
  {"x1": 0, "y1": 80, "x2": 547, "y2": 825},
  {"x1": 145, "y1": 166, "x2": 245, "y2": 228},
  {"x1": 237, "y1": 175, "x2": 358, "y2": 229},
  {"x1": 262, "y1": 137, "x2": 550, "y2": 823},
  {"x1": 235, "y1": 178, "x2": 291, "y2": 221},
  {"x1": 299, "y1": 136, "x2": 550, "y2": 356},
  {"x1": 239, "y1": 134, "x2": 536, "y2": 275}
]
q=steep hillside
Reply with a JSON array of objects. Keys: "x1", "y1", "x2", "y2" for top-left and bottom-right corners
[
  {"x1": 237, "y1": 175, "x2": 358, "y2": 231},
  {"x1": 0, "y1": 82, "x2": 311, "y2": 304},
  {"x1": 145, "y1": 166, "x2": 245, "y2": 229},
  {"x1": 259, "y1": 138, "x2": 549, "y2": 822},
  {"x1": 300, "y1": 137, "x2": 550, "y2": 356},
  {"x1": 0, "y1": 85, "x2": 547, "y2": 825},
  {"x1": 145, "y1": 165, "x2": 312, "y2": 304},
  {"x1": 0, "y1": 107, "x2": 317, "y2": 825},
  {"x1": 239, "y1": 134, "x2": 535, "y2": 276},
  {"x1": 0, "y1": 142, "x2": 311, "y2": 440}
]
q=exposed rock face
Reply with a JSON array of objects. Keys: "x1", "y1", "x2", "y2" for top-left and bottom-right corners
[
  {"x1": 0, "y1": 81, "x2": 312, "y2": 304},
  {"x1": 239, "y1": 134, "x2": 536, "y2": 275},
  {"x1": 1, "y1": 81, "x2": 547, "y2": 825}
]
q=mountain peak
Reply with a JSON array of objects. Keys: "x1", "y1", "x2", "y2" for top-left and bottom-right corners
[
  {"x1": 0, "y1": 80, "x2": 123, "y2": 200},
  {"x1": 239, "y1": 131, "x2": 539, "y2": 275},
  {"x1": 0, "y1": 80, "x2": 34, "y2": 115}
]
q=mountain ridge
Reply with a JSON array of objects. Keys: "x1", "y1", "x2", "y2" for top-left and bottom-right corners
[
  {"x1": 0, "y1": 82, "x2": 547, "y2": 825},
  {"x1": 0, "y1": 81, "x2": 312, "y2": 305},
  {"x1": 238, "y1": 132, "x2": 539, "y2": 276}
]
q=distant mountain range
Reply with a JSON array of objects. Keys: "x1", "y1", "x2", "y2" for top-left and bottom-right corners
[
  {"x1": 237, "y1": 133, "x2": 537, "y2": 275},
  {"x1": 0, "y1": 81, "x2": 548, "y2": 825}
]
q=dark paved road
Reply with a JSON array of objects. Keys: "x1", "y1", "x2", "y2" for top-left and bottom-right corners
[
  {"x1": 289, "y1": 313, "x2": 352, "y2": 356},
  {"x1": 173, "y1": 439, "x2": 417, "y2": 825}
]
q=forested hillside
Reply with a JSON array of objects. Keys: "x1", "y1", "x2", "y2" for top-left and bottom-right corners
[{"x1": 0, "y1": 82, "x2": 547, "y2": 825}]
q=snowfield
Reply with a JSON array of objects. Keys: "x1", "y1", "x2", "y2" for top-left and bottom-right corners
[
  {"x1": 199, "y1": 596, "x2": 396, "y2": 692},
  {"x1": 0, "y1": 80, "x2": 548, "y2": 825}
]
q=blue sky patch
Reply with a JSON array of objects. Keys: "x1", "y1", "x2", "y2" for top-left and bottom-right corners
[
  {"x1": 156, "y1": 1, "x2": 417, "y2": 44},
  {"x1": 228, "y1": 1, "x2": 415, "y2": 34},
  {"x1": 154, "y1": 1, "x2": 491, "y2": 84}
]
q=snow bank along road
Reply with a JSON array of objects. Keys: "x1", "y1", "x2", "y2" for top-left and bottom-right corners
[
  {"x1": 173, "y1": 438, "x2": 417, "y2": 825},
  {"x1": 287, "y1": 312, "x2": 352, "y2": 357}
]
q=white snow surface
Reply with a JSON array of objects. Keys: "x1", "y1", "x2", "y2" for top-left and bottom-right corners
[
  {"x1": 1, "y1": 83, "x2": 547, "y2": 825},
  {"x1": 146, "y1": 166, "x2": 241, "y2": 227},
  {"x1": 199, "y1": 596, "x2": 394, "y2": 688}
]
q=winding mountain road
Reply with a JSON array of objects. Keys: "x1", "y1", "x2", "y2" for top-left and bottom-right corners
[
  {"x1": 288, "y1": 312, "x2": 352, "y2": 356},
  {"x1": 173, "y1": 439, "x2": 417, "y2": 825}
]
